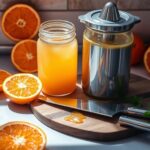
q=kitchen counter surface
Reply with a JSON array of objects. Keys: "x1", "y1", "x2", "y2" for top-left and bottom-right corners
[{"x1": 0, "y1": 54, "x2": 150, "y2": 150}]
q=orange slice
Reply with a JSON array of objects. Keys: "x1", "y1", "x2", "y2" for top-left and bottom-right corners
[
  {"x1": 144, "y1": 47, "x2": 150, "y2": 73},
  {"x1": 2, "y1": 73, "x2": 42, "y2": 104},
  {"x1": 0, "y1": 70, "x2": 11, "y2": 92},
  {"x1": 1, "y1": 4, "x2": 40, "y2": 41},
  {"x1": 11, "y1": 39, "x2": 37, "y2": 73},
  {"x1": 0, "y1": 121, "x2": 46, "y2": 149}
]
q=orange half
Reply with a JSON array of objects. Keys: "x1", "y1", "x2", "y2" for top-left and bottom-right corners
[
  {"x1": 0, "y1": 70, "x2": 11, "y2": 92},
  {"x1": 2, "y1": 73, "x2": 42, "y2": 104},
  {"x1": 11, "y1": 39, "x2": 37, "y2": 73},
  {"x1": 0, "y1": 121, "x2": 46, "y2": 149},
  {"x1": 1, "y1": 4, "x2": 40, "y2": 41}
]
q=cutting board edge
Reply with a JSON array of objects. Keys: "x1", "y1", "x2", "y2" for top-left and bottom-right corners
[{"x1": 30, "y1": 104, "x2": 138, "y2": 141}]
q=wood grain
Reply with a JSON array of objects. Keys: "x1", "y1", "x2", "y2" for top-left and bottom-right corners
[
  {"x1": 31, "y1": 101, "x2": 136, "y2": 141},
  {"x1": 68, "y1": 0, "x2": 150, "y2": 10},
  {"x1": 0, "y1": 0, "x2": 67, "y2": 10}
]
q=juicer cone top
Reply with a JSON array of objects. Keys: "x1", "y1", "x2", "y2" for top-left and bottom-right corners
[{"x1": 79, "y1": 2, "x2": 140, "y2": 32}]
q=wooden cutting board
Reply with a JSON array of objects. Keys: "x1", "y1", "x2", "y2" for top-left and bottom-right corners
[
  {"x1": 31, "y1": 74, "x2": 150, "y2": 141},
  {"x1": 31, "y1": 101, "x2": 138, "y2": 141}
]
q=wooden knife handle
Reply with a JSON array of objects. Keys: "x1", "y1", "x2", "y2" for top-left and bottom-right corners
[{"x1": 119, "y1": 115, "x2": 150, "y2": 132}]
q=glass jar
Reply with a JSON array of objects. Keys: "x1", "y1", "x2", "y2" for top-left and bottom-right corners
[{"x1": 37, "y1": 20, "x2": 78, "y2": 96}]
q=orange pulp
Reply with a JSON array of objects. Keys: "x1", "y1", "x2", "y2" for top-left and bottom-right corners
[{"x1": 64, "y1": 112, "x2": 86, "y2": 124}]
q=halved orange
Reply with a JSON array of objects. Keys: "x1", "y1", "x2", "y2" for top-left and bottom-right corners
[
  {"x1": 2, "y1": 73, "x2": 42, "y2": 104},
  {"x1": 0, "y1": 121, "x2": 46, "y2": 149},
  {"x1": 0, "y1": 70, "x2": 11, "y2": 92},
  {"x1": 1, "y1": 4, "x2": 40, "y2": 42},
  {"x1": 11, "y1": 39, "x2": 37, "y2": 73},
  {"x1": 144, "y1": 47, "x2": 150, "y2": 73}
]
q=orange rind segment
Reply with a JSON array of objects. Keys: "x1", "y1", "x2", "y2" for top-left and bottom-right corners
[
  {"x1": 0, "y1": 70, "x2": 11, "y2": 92},
  {"x1": 144, "y1": 47, "x2": 150, "y2": 73}
]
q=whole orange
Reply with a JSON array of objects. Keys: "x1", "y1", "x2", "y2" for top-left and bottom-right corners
[{"x1": 131, "y1": 33, "x2": 145, "y2": 65}]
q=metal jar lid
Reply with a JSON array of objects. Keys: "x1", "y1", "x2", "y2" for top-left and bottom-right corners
[{"x1": 79, "y1": 2, "x2": 141, "y2": 33}]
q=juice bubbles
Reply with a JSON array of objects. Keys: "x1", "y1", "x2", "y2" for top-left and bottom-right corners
[{"x1": 37, "y1": 20, "x2": 78, "y2": 96}]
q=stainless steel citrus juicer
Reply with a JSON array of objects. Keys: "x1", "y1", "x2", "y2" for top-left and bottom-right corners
[{"x1": 79, "y1": 2, "x2": 140, "y2": 98}]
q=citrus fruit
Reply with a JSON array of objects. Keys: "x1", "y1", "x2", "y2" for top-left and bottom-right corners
[
  {"x1": 1, "y1": 4, "x2": 40, "y2": 42},
  {"x1": 144, "y1": 47, "x2": 150, "y2": 73},
  {"x1": 2, "y1": 73, "x2": 42, "y2": 104},
  {"x1": 131, "y1": 33, "x2": 145, "y2": 65},
  {"x1": 0, "y1": 121, "x2": 46, "y2": 149},
  {"x1": 11, "y1": 39, "x2": 37, "y2": 73},
  {"x1": 0, "y1": 70, "x2": 11, "y2": 92}
]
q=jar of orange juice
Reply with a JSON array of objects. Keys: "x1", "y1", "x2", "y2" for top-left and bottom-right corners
[{"x1": 37, "y1": 20, "x2": 78, "y2": 96}]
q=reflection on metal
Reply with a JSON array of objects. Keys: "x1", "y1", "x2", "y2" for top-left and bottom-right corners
[
  {"x1": 39, "y1": 94, "x2": 148, "y2": 118},
  {"x1": 83, "y1": 44, "x2": 132, "y2": 98}
]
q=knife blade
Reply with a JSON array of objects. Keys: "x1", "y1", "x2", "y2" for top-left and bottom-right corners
[
  {"x1": 37, "y1": 94, "x2": 150, "y2": 132},
  {"x1": 38, "y1": 94, "x2": 149, "y2": 118}
]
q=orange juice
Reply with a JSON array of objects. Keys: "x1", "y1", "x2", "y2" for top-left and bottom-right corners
[{"x1": 37, "y1": 20, "x2": 78, "y2": 96}]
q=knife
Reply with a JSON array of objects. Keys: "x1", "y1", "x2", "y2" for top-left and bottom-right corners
[{"x1": 38, "y1": 95, "x2": 150, "y2": 132}]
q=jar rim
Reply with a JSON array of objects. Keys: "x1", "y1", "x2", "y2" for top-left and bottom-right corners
[
  {"x1": 39, "y1": 19, "x2": 76, "y2": 44},
  {"x1": 39, "y1": 20, "x2": 76, "y2": 44},
  {"x1": 39, "y1": 20, "x2": 75, "y2": 35}
]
